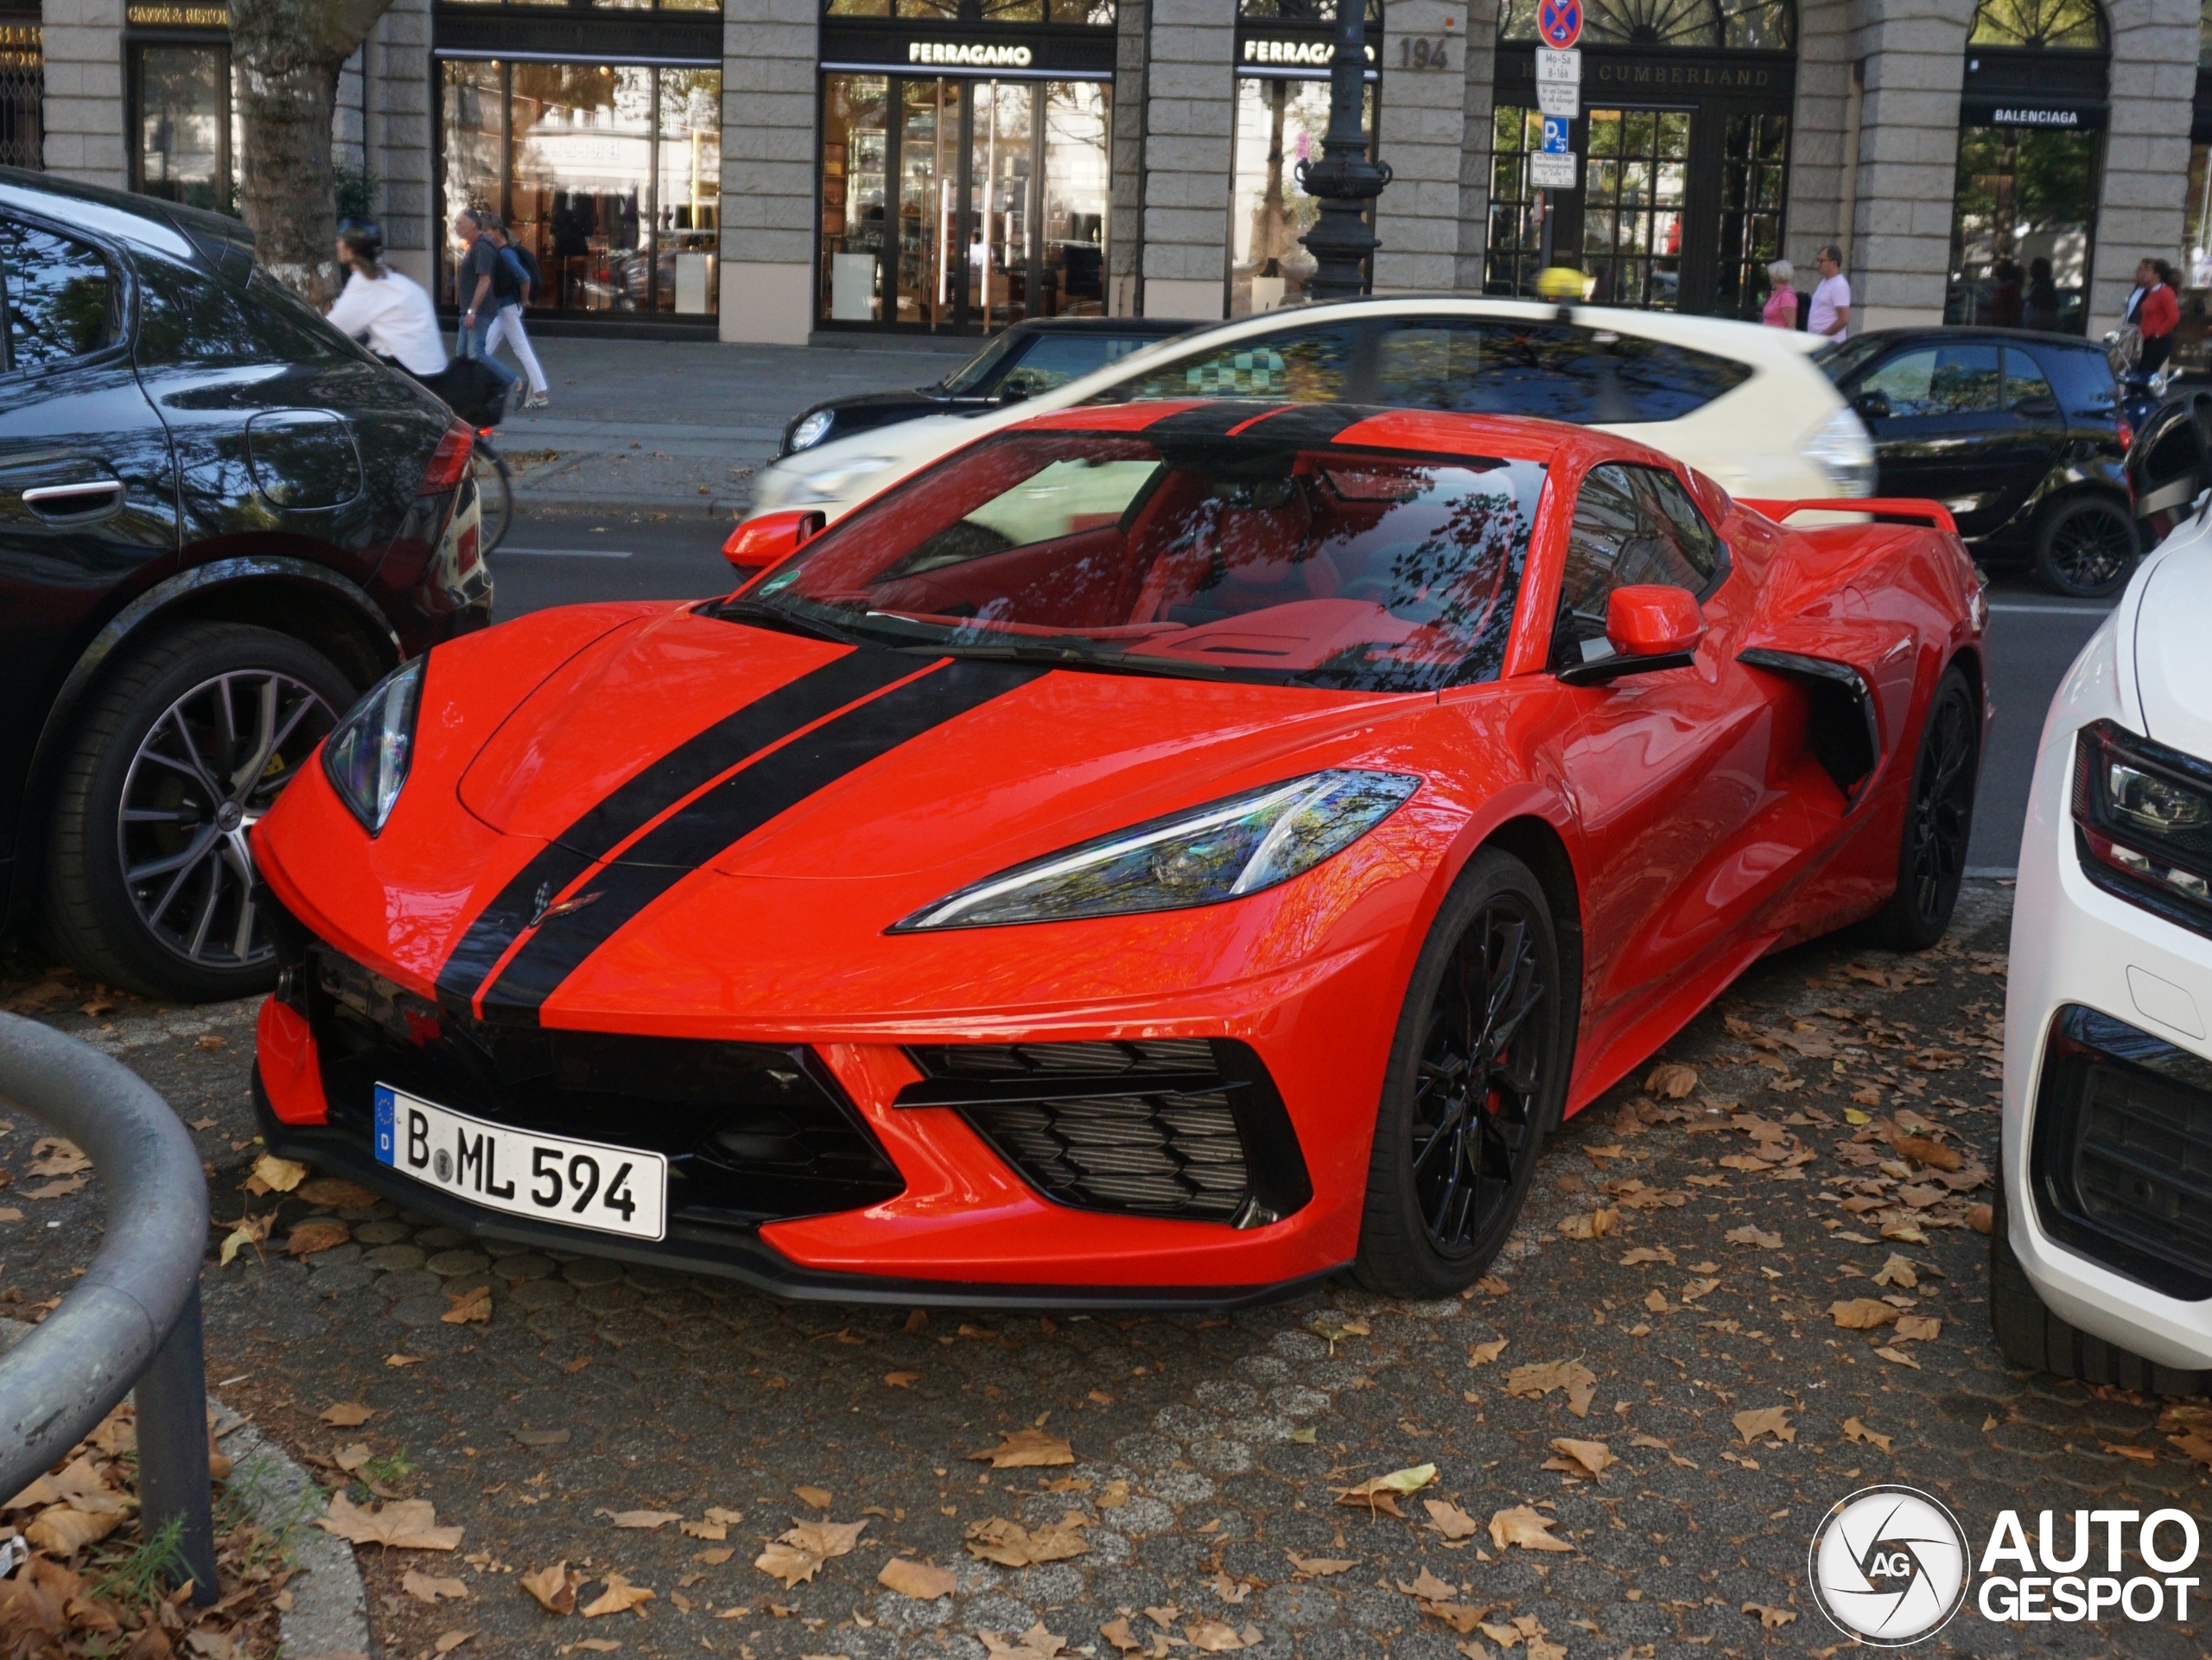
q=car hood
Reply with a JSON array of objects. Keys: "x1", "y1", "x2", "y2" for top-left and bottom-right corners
[
  {"x1": 2133, "y1": 544, "x2": 2212, "y2": 760},
  {"x1": 454, "y1": 603, "x2": 1421, "y2": 883}
]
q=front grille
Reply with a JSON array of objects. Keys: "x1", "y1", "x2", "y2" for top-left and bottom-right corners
[
  {"x1": 2030, "y1": 1004, "x2": 2212, "y2": 1300},
  {"x1": 303, "y1": 945, "x2": 905, "y2": 1227},
  {"x1": 898, "y1": 1040, "x2": 1312, "y2": 1227}
]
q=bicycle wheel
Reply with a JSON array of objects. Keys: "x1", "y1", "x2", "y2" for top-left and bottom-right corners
[{"x1": 472, "y1": 436, "x2": 514, "y2": 557}]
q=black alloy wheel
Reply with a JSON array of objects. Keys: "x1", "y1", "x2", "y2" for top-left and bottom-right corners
[
  {"x1": 1355, "y1": 849, "x2": 1567, "y2": 1297},
  {"x1": 2034, "y1": 494, "x2": 2139, "y2": 599},
  {"x1": 1871, "y1": 665, "x2": 1980, "y2": 950},
  {"x1": 43, "y1": 622, "x2": 353, "y2": 1002}
]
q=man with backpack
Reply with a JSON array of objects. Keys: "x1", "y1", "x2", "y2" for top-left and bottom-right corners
[{"x1": 486, "y1": 219, "x2": 550, "y2": 409}]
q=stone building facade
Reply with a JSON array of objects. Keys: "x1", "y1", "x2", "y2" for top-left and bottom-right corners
[{"x1": 22, "y1": 0, "x2": 2212, "y2": 347}]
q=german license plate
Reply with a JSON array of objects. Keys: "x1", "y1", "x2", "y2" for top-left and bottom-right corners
[{"x1": 373, "y1": 1083, "x2": 668, "y2": 1242}]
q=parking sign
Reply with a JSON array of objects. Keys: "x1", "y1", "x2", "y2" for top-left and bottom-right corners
[{"x1": 1541, "y1": 116, "x2": 1572, "y2": 155}]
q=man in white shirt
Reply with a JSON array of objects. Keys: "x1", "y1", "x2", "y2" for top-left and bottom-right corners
[{"x1": 1808, "y1": 244, "x2": 1852, "y2": 341}]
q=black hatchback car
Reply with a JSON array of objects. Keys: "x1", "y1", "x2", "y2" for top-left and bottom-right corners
[
  {"x1": 1817, "y1": 327, "x2": 2133, "y2": 597},
  {"x1": 779, "y1": 316, "x2": 1192, "y2": 456},
  {"x1": 0, "y1": 169, "x2": 490, "y2": 1003}
]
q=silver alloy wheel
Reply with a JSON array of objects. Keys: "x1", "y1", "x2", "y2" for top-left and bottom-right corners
[{"x1": 116, "y1": 670, "x2": 337, "y2": 970}]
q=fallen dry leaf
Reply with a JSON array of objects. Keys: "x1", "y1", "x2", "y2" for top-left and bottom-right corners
[
  {"x1": 1872, "y1": 1254, "x2": 1919, "y2": 1289},
  {"x1": 26, "y1": 1504, "x2": 124, "y2": 1555},
  {"x1": 404, "y1": 1569, "x2": 469, "y2": 1604},
  {"x1": 1967, "y1": 1202, "x2": 1993, "y2": 1234},
  {"x1": 1100, "y1": 1617, "x2": 1144, "y2": 1655},
  {"x1": 581, "y1": 1574, "x2": 654, "y2": 1618},
  {"x1": 1895, "y1": 1315, "x2": 1942, "y2": 1343},
  {"x1": 250, "y1": 1153, "x2": 308, "y2": 1193},
  {"x1": 1488, "y1": 1505, "x2": 1573, "y2": 1553},
  {"x1": 679, "y1": 1520, "x2": 725, "y2": 1542},
  {"x1": 386, "y1": 1352, "x2": 424, "y2": 1367},
  {"x1": 1543, "y1": 1438, "x2": 1615, "y2": 1479},
  {"x1": 334, "y1": 1442, "x2": 371, "y2": 1472},
  {"x1": 1466, "y1": 1339, "x2": 1508, "y2": 1367},
  {"x1": 599, "y1": 1511, "x2": 681, "y2": 1530},
  {"x1": 1503, "y1": 1359, "x2": 1597, "y2": 1418},
  {"x1": 1875, "y1": 1345, "x2": 1923, "y2": 1368},
  {"x1": 792, "y1": 1485, "x2": 832, "y2": 1510},
  {"x1": 1645, "y1": 1063, "x2": 1698, "y2": 1098},
  {"x1": 24, "y1": 1175, "x2": 88, "y2": 1201},
  {"x1": 1743, "y1": 1602, "x2": 1796, "y2": 1629},
  {"x1": 442, "y1": 1284, "x2": 492, "y2": 1325},
  {"x1": 1422, "y1": 1498, "x2": 1482, "y2": 1540},
  {"x1": 435, "y1": 1632, "x2": 474, "y2": 1654},
  {"x1": 1830, "y1": 1298, "x2": 1899, "y2": 1330},
  {"x1": 1285, "y1": 1549, "x2": 1357, "y2": 1576},
  {"x1": 217, "y1": 1214, "x2": 270, "y2": 1266},
  {"x1": 1724, "y1": 1226, "x2": 1782, "y2": 1249},
  {"x1": 1842, "y1": 1416, "x2": 1892, "y2": 1454},
  {"x1": 1181, "y1": 1619, "x2": 1257, "y2": 1652},
  {"x1": 1732, "y1": 1407, "x2": 1794, "y2": 1446},
  {"x1": 1886, "y1": 1129, "x2": 1964, "y2": 1172},
  {"x1": 967, "y1": 1427, "x2": 1073, "y2": 1469},
  {"x1": 878, "y1": 1557, "x2": 956, "y2": 1600},
  {"x1": 522, "y1": 1561, "x2": 580, "y2": 1614},
  {"x1": 1619, "y1": 1246, "x2": 1675, "y2": 1267},
  {"x1": 1554, "y1": 1208, "x2": 1616, "y2": 1240},
  {"x1": 320, "y1": 1402, "x2": 375, "y2": 1427},
  {"x1": 885, "y1": 1371, "x2": 920, "y2": 1389},
  {"x1": 317, "y1": 1493, "x2": 463, "y2": 1550},
  {"x1": 285, "y1": 1219, "x2": 351, "y2": 1257},
  {"x1": 2103, "y1": 1442, "x2": 2158, "y2": 1463},
  {"x1": 754, "y1": 1518, "x2": 867, "y2": 1587},
  {"x1": 27, "y1": 1138, "x2": 90, "y2": 1178},
  {"x1": 1332, "y1": 1463, "x2": 1437, "y2": 1517},
  {"x1": 966, "y1": 1515, "x2": 1088, "y2": 1568}
]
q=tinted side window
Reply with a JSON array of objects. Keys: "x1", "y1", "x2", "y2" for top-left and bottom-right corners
[
  {"x1": 1554, "y1": 462, "x2": 1716, "y2": 665},
  {"x1": 0, "y1": 219, "x2": 116, "y2": 370},
  {"x1": 1604, "y1": 335, "x2": 1754, "y2": 422},
  {"x1": 1375, "y1": 321, "x2": 1625, "y2": 423},
  {"x1": 1000, "y1": 334, "x2": 1159, "y2": 395},
  {"x1": 1859, "y1": 343, "x2": 2001, "y2": 417},
  {"x1": 1108, "y1": 327, "x2": 1355, "y2": 402},
  {"x1": 2036, "y1": 345, "x2": 2120, "y2": 421},
  {"x1": 2002, "y1": 348, "x2": 2053, "y2": 408}
]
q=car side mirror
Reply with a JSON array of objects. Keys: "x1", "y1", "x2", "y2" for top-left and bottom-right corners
[
  {"x1": 723, "y1": 509, "x2": 825, "y2": 577},
  {"x1": 1853, "y1": 389, "x2": 1891, "y2": 422},
  {"x1": 995, "y1": 381, "x2": 1032, "y2": 405},
  {"x1": 1557, "y1": 585, "x2": 1705, "y2": 686}
]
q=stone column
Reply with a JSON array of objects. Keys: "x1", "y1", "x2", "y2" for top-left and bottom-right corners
[
  {"x1": 1453, "y1": 0, "x2": 1499, "y2": 291},
  {"x1": 722, "y1": 0, "x2": 818, "y2": 343},
  {"x1": 1141, "y1": 0, "x2": 1233, "y2": 320},
  {"x1": 1846, "y1": 0, "x2": 1972, "y2": 330},
  {"x1": 2091, "y1": 0, "x2": 2196, "y2": 329},
  {"x1": 372, "y1": 0, "x2": 435, "y2": 288},
  {"x1": 1372, "y1": 0, "x2": 1467, "y2": 292},
  {"x1": 1784, "y1": 0, "x2": 1853, "y2": 272},
  {"x1": 1109, "y1": 0, "x2": 1151, "y2": 315},
  {"x1": 41, "y1": 0, "x2": 127, "y2": 188}
]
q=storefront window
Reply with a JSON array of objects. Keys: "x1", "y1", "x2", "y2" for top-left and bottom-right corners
[
  {"x1": 439, "y1": 60, "x2": 721, "y2": 321},
  {"x1": 1044, "y1": 82, "x2": 1109, "y2": 315},
  {"x1": 1945, "y1": 124, "x2": 2100, "y2": 332},
  {"x1": 1485, "y1": 105, "x2": 1543, "y2": 298},
  {"x1": 133, "y1": 42, "x2": 234, "y2": 213},
  {"x1": 1228, "y1": 79, "x2": 1373, "y2": 317},
  {"x1": 1967, "y1": 0, "x2": 2105, "y2": 49},
  {"x1": 1713, "y1": 111, "x2": 1789, "y2": 321},
  {"x1": 1583, "y1": 108, "x2": 1689, "y2": 310},
  {"x1": 825, "y1": 0, "x2": 1111, "y2": 16},
  {"x1": 2186, "y1": 143, "x2": 2212, "y2": 288}
]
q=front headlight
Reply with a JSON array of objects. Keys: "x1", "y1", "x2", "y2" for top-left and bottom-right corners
[
  {"x1": 788, "y1": 410, "x2": 836, "y2": 452},
  {"x1": 2074, "y1": 719, "x2": 2212, "y2": 935},
  {"x1": 893, "y1": 770, "x2": 1421, "y2": 932},
  {"x1": 322, "y1": 657, "x2": 424, "y2": 836},
  {"x1": 1803, "y1": 405, "x2": 1877, "y2": 498}
]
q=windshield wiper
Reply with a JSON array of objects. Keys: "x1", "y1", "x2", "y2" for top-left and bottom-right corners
[
  {"x1": 927, "y1": 639, "x2": 1232, "y2": 680},
  {"x1": 715, "y1": 597, "x2": 870, "y2": 647}
]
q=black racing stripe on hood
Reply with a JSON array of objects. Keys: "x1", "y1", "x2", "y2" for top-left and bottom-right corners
[
  {"x1": 433, "y1": 647, "x2": 925, "y2": 1008},
  {"x1": 475, "y1": 658, "x2": 1047, "y2": 1014}
]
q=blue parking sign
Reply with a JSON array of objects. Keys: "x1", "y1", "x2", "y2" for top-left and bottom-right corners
[{"x1": 1541, "y1": 116, "x2": 1572, "y2": 154}]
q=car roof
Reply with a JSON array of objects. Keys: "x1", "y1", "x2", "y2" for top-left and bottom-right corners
[
  {"x1": 1007, "y1": 398, "x2": 1655, "y2": 470},
  {"x1": 1846, "y1": 324, "x2": 2106, "y2": 353},
  {"x1": 1012, "y1": 316, "x2": 1192, "y2": 337},
  {"x1": 0, "y1": 164, "x2": 252, "y2": 277}
]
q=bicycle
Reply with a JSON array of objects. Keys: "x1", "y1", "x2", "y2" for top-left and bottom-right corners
[{"x1": 471, "y1": 426, "x2": 514, "y2": 557}]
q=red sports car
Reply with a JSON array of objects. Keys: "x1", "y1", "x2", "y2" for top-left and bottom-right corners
[{"x1": 249, "y1": 401, "x2": 1987, "y2": 1306}]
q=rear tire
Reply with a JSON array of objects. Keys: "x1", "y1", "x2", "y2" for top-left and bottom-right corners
[
  {"x1": 2032, "y1": 493, "x2": 2138, "y2": 599},
  {"x1": 1989, "y1": 1179, "x2": 2209, "y2": 1396},
  {"x1": 1352, "y1": 849, "x2": 1568, "y2": 1299},
  {"x1": 41, "y1": 623, "x2": 353, "y2": 1002},
  {"x1": 1869, "y1": 665, "x2": 1979, "y2": 951}
]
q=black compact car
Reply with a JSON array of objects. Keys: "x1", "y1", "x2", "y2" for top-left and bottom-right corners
[
  {"x1": 779, "y1": 316, "x2": 1192, "y2": 456},
  {"x1": 1817, "y1": 327, "x2": 2134, "y2": 598},
  {"x1": 0, "y1": 169, "x2": 490, "y2": 1003}
]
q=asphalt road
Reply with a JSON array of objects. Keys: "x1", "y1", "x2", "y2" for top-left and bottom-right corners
[{"x1": 489, "y1": 524, "x2": 2119, "y2": 878}]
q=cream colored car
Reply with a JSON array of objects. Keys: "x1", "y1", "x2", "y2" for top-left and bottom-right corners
[{"x1": 750, "y1": 296, "x2": 1873, "y2": 525}]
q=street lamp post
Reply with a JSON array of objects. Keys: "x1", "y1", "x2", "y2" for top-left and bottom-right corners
[{"x1": 1295, "y1": 0, "x2": 1390, "y2": 301}]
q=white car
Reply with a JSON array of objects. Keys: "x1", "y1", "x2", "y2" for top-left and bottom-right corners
[
  {"x1": 752, "y1": 296, "x2": 1873, "y2": 525},
  {"x1": 1999, "y1": 512, "x2": 2212, "y2": 1392}
]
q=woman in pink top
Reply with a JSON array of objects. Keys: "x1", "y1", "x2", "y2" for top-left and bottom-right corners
[{"x1": 1762, "y1": 258, "x2": 1799, "y2": 328}]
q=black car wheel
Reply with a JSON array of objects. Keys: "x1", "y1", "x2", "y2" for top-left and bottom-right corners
[
  {"x1": 43, "y1": 622, "x2": 352, "y2": 1002},
  {"x1": 2033, "y1": 494, "x2": 2139, "y2": 599},
  {"x1": 1870, "y1": 665, "x2": 1980, "y2": 950},
  {"x1": 1354, "y1": 849, "x2": 1567, "y2": 1298}
]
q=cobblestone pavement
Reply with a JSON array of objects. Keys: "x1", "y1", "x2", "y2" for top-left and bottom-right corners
[{"x1": 3, "y1": 880, "x2": 2207, "y2": 1660}]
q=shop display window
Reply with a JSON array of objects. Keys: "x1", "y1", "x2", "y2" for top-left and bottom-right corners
[
  {"x1": 1945, "y1": 124, "x2": 2100, "y2": 334},
  {"x1": 132, "y1": 41, "x2": 235, "y2": 214},
  {"x1": 1227, "y1": 79, "x2": 1372, "y2": 318}
]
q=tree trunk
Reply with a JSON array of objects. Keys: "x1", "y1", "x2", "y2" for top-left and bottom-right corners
[{"x1": 227, "y1": 0, "x2": 397, "y2": 304}]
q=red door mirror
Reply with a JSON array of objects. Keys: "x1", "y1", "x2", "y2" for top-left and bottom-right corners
[
  {"x1": 723, "y1": 509, "x2": 825, "y2": 576},
  {"x1": 1605, "y1": 584, "x2": 1706, "y2": 657}
]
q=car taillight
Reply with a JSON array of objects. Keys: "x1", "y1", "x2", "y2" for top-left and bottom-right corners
[
  {"x1": 418, "y1": 422, "x2": 474, "y2": 497},
  {"x1": 2118, "y1": 417, "x2": 2133, "y2": 451}
]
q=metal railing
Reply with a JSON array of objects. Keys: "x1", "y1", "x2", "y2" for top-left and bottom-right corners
[{"x1": 0, "y1": 1012, "x2": 215, "y2": 1600}]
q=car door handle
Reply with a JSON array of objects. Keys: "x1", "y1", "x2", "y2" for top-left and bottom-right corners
[{"x1": 22, "y1": 479, "x2": 124, "y2": 514}]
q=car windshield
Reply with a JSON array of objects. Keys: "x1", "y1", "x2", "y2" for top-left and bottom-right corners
[
  {"x1": 1814, "y1": 334, "x2": 1888, "y2": 387},
  {"x1": 734, "y1": 428, "x2": 1546, "y2": 692},
  {"x1": 937, "y1": 332, "x2": 1029, "y2": 395}
]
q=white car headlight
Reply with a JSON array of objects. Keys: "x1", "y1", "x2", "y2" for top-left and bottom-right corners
[
  {"x1": 893, "y1": 770, "x2": 1421, "y2": 932},
  {"x1": 1802, "y1": 405, "x2": 1877, "y2": 497},
  {"x1": 322, "y1": 657, "x2": 424, "y2": 836},
  {"x1": 788, "y1": 410, "x2": 836, "y2": 451}
]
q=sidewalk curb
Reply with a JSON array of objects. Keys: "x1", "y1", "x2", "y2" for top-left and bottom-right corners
[{"x1": 209, "y1": 1399, "x2": 370, "y2": 1660}]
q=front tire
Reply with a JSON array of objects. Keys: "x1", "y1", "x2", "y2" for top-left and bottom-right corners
[
  {"x1": 1353, "y1": 849, "x2": 1568, "y2": 1299},
  {"x1": 1869, "y1": 665, "x2": 1980, "y2": 951},
  {"x1": 41, "y1": 622, "x2": 352, "y2": 1002},
  {"x1": 2033, "y1": 494, "x2": 2138, "y2": 599}
]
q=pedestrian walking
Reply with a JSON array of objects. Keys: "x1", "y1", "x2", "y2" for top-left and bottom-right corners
[
  {"x1": 327, "y1": 219, "x2": 447, "y2": 377},
  {"x1": 486, "y1": 222, "x2": 550, "y2": 409},
  {"x1": 1761, "y1": 258, "x2": 1799, "y2": 328},
  {"x1": 1809, "y1": 245, "x2": 1851, "y2": 342},
  {"x1": 2138, "y1": 258, "x2": 2180, "y2": 375},
  {"x1": 452, "y1": 207, "x2": 518, "y2": 402}
]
